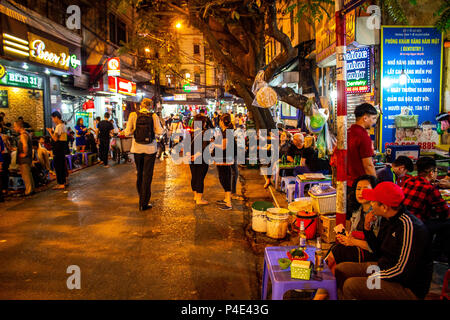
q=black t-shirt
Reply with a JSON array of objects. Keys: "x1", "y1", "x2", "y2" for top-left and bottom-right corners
[
  {"x1": 287, "y1": 144, "x2": 315, "y2": 167},
  {"x1": 97, "y1": 120, "x2": 114, "y2": 140}
]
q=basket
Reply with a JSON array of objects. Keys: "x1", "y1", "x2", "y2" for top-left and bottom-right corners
[
  {"x1": 290, "y1": 260, "x2": 312, "y2": 280},
  {"x1": 309, "y1": 191, "x2": 336, "y2": 214}
]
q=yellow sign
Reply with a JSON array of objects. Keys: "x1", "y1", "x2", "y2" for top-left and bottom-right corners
[
  {"x1": 0, "y1": 64, "x2": 5, "y2": 80},
  {"x1": 316, "y1": 10, "x2": 356, "y2": 63},
  {"x1": 28, "y1": 32, "x2": 71, "y2": 70}
]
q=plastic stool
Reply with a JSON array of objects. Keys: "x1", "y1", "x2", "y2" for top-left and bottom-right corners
[
  {"x1": 65, "y1": 155, "x2": 73, "y2": 171},
  {"x1": 286, "y1": 183, "x2": 296, "y2": 203},
  {"x1": 8, "y1": 176, "x2": 25, "y2": 190},
  {"x1": 281, "y1": 176, "x2": 296, "y2": 193}
]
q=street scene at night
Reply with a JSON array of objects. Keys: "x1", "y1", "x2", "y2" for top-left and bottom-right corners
[{"x1": 0, "y1": 0, "x2": 449, "y2": 312}]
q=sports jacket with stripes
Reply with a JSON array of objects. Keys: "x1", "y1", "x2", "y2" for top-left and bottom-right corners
[{"x1": 363, "y1": 206, "x2": 433, "y2": 299}]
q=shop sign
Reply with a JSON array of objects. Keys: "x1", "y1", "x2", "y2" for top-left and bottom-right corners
[
  {"x1": 107, "y1": 58, "x2": 120, "y2": 77},
  {"x1": 174, "y1": 94, "x2": 186, "y2": 101},
  {"x1": 108, "y1": 76, "x2": 136, "y2": 96},
  {"x1": 28, "y1": 32, "x2": 80, "y2": 70},
  {"x1": 316, "y1": 10, "x2": 356, "y2": 63},
  {"x1": 2, "y1": 32, "x2": 81, "y2": 71},
  {"x1": 182, "y1": 84, "x2": 198, "y2": 92},
  {"x1": 0, "y1": 64, "x2": 5, "y2": 79},
  {"x1": 381, "y1": 27, "x2": 443, "y2": 152},
  {"x1": 0, "y1": 68, "x2": 43, "y2": 89},
  {"x1": 346, "y1": 47, "x2": 371, "y2": 94},
  {"x1": 0, "y1": 90, "x2": 8, "y2": 108}
]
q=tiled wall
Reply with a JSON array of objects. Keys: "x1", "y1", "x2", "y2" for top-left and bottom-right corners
[{"x1": 0, "y1": 85, "x2": 45, "y2": 131}]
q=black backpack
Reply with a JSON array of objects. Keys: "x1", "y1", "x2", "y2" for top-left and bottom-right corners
[{"x1": 134, "y1": 112, "x2": 155, "y2": 144}]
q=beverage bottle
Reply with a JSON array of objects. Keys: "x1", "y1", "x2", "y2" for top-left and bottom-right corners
[
  {"x1": 299, "y1": 221, "x2": 306, "y2": 250},
  {"x1": 314, "y1": 237, "x2": 324, "y2": 272}
]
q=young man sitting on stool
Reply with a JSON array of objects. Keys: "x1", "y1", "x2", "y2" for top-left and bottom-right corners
[{"x1": 335, "y1": 182, "x2": 432, "y2": 300}]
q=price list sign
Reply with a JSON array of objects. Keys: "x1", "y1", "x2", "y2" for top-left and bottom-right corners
[{"x1": 380, "y1": 27, "x2": 443, "y2": 152}]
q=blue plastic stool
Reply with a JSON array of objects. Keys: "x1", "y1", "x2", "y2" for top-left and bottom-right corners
[
  {"x1": 280, "y1": 176, "x2": 296, "y2": 193},
  {"x1": 8, "y1": 176, "x2": 25, "y2": 190},
  {"x1": 294, "y1": 177, "x2": 332, "y2": 199}
]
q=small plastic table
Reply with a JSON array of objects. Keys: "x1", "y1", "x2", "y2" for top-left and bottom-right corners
[
  {"x1": 294, "y1": 176, "x2": 332, "y2": 199},
  {"x1": 261, "y1": 246, "x2": 337, "y2": 300}
]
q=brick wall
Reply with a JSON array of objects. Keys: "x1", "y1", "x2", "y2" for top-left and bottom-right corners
[{"x1": 0, "y1": 85, "x2": 45, "y2": 131}]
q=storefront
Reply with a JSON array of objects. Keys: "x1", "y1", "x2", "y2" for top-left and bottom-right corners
[
  {"x1": 0, "y1": 2, "x2": 83, "y2": 132},
  {"x1": 0, "y1": 62, "x2": 45, "y2": 133}
]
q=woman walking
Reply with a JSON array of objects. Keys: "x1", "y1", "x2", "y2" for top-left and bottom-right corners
[
  {"x1": 189, "y1": 113, "x2": 212, "y2": 205},
  {"x1": 46, "y1": 111, "x2": 68, "y2": 190},
  {"x1": 74, "y1": 118, "x2": 88, "y2": 152},
  {"x1": 215, "y1": 113, "x2": 235, "y2": 210}
]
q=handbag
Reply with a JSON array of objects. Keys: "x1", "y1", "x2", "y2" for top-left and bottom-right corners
[{"x1": 394, "y1": 109, "x2": 418, "y2": 128}]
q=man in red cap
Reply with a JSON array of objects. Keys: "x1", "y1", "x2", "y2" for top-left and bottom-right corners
[{"x1": 335, "y1": 182, "x2": 433, "y2": 300}]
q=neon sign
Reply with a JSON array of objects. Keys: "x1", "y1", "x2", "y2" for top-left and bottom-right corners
[
  {"x1": 28, "y1": 32, "x2": 80, "y2": 70},
  {"x1": 346, "y1": 47, "x2": 371, "y2": 94}
]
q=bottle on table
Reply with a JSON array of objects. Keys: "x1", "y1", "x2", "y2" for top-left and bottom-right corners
[
  {"x1": 299, "y1": 221, "x2": 306, "y2": 251},
  {"x1": 314, "y1": 237, "x2": 324, "y2": 272}
]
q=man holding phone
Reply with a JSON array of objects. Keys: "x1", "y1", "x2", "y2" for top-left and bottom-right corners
[{"x1": 334, "y1": 182, "x2": 433, "y2": 300}]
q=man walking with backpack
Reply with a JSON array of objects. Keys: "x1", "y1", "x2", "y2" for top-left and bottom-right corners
[{"x1": 122, "y1": 98, "x2": 163, "y2": 211}]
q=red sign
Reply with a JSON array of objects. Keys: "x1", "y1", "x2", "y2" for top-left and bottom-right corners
[
  {"x1": 107, "y1": 58, "x2": 120, "y2": 76},
  {"x1": 108, "y1": 76, "x2": 136, "y2": 96},
  {"x1": 82, "y1": 99, "x2": 95, "y2": 110}
]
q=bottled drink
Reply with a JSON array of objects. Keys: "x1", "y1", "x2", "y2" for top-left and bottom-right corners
[
  {"x1": 314, "y1": 237, "x2": 324, "y2": 272},
  {"x1": 299, "y1": 221, "x2": 306, "y2": 250}
]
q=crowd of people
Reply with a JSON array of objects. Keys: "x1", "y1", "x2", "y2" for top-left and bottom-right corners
[
  {"x1": 0, "y1": 109, "x2": 125, "y2": 200},
  {"x1": 318, "y1": 102, "x2": 450, "y2": 300}
]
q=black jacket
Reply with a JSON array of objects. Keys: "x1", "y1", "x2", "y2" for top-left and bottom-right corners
[{"x1": 363, "y1": 206, "x2": 433, "y2": 299}]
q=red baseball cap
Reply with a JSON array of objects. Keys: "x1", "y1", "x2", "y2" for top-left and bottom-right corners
[{"x1": 362, "y1": 182, "x2": 405, "y2": 207}]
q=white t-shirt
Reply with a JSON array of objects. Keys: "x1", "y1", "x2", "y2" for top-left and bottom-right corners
[{"x1": 55, "y1": 123, "x2": 67, "y2": 141}]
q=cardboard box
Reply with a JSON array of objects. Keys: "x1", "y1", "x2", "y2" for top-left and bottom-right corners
[{"x1": 319, "y1": 214, "x2": 336, "y2": 243}]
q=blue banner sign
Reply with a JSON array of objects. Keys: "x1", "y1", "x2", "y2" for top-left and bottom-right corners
[
  {"x1": 380, "y1": 27, "x2": 443, "y2": 152},
  {"x1": 346, "y1": 47, "x2": 371, "y2": 94}
]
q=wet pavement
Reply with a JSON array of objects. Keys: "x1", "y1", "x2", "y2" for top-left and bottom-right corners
[{"x1": 0, "y1": 158, "x2": 260, "y2": 299}]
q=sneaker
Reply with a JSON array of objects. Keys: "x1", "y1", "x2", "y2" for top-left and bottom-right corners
[
  {"x1": 216, "y1": 200, "x2": 227, "y2": 205},
  {"x1": 232, "y1": 194, "x2": 245, "y2": 201},
  {"x1": 104, "y1": 165, "x2": 110, "y2": 168},
  {"x1": 218, "y1": 204, "x2": 232, "y2": 210}
]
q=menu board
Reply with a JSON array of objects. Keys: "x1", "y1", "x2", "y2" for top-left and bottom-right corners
[
  {"x1": 0, "y1": 90, "x2": 8, "y2": 108},
  {"x1": 381, "y1": 27, "x2": 443, "y2": 152}
]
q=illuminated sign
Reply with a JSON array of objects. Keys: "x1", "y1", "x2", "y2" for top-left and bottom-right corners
[
  {"x1": 174, "y1": 94, "x2": 186, "y2": 101},
  {"x1": 182, "y1": 84, "x2": 198, "y2": 92},
  {"x1": 0, "y1": 64, "x2": 5, "y2": 79},
  {"x1": 108, "y1": 76, "x2": 136, "y2": 96},
  {"x1": 346, "y1": 47, "x2": 371, "y2": 94},
  {"x1": 107, "y1": 58, "x2": 120, "y2": 76},
  {"x1": 28, "y1": 32, "x2": 81, "y2": 70},
  {"x1": 2, "y1": 33, "x2": 29, "y2": 57},
  {"x1": 0, "y1": 68, "x2": 43, "y2": 89}
]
